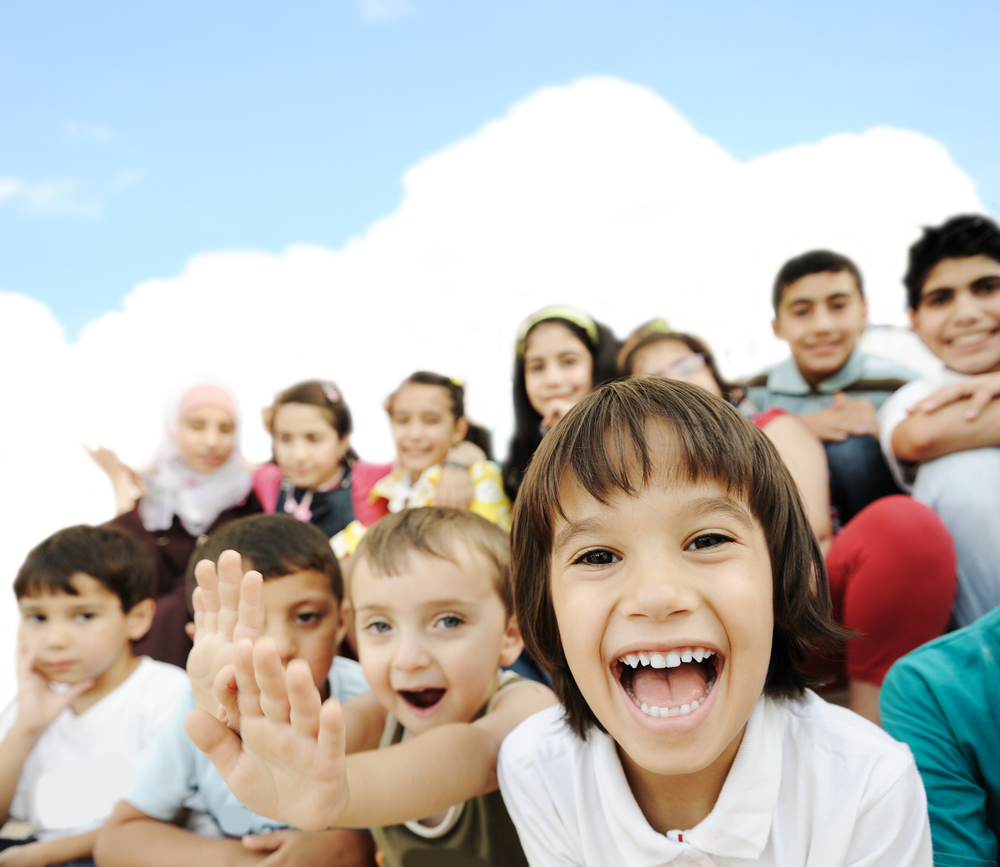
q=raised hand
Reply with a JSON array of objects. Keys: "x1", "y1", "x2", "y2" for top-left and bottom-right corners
[
  {"x1": 187, "y1": 549, "x2": 264, "y2": 727},
  {"x1": 12, "y1": 645, "x2": 94, "y2": 738},
  {"x1": 185, "y1": 638, "x2": 350, "y2": 831}
]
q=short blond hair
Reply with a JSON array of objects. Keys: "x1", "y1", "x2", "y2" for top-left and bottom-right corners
[{"x1": 354, "y1": 507, "x2": 512, "y2": 613}]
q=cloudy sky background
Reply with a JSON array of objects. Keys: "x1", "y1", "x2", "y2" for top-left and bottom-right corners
[{"x1": 1, "y1": 0, "x2": 997, "y2": 703}]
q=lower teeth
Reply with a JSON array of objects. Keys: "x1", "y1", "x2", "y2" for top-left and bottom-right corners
[{"x1": 626, "y1": 676, "x2": 715, "y2": 718}]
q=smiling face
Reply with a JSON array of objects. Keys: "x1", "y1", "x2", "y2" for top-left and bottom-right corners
[
  {"x1": 549, "y1": 462, "x2": 773, "y2": 783},
  {"x1": 353, "y1": 546, "x2": 522, "y2": 734},
  {"x1": 909, "y1": 255, "x2": 1000, "y2": 374},
  {"x1": 273, "y1": 403, "x2": 351, "y2": 489},
  {"x1": 178, "y1": 406, "x2": 236, "y2": 473},
  {"x1": 258, "y1": 568, "x2": 345, "y2": 689},
  {"x1": 772, "y1": 270, "x2": 868, "y2": 387},
  {"x1": 630, "y1": 338, "x2": 723, "y2": 398},
  {"x1": 17, "y1": 573, "x2": 152, "y2": 698},
  {"x1": 388, "y1": 383, "x2": 468, "y2": 479},
  {"x1": 523, "y1": 322, "x2": 595, "y2": 419}
]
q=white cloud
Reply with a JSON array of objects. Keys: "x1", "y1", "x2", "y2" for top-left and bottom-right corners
[
  {"x1": 0, "y1": 76, "x2": 984, "y2": 704},
  {"x1": 358, "y1": 0, "x2": 411, "y2": 22},
  {"x1": 0, "y1": 176, "x2": 101, "y2": 218}
]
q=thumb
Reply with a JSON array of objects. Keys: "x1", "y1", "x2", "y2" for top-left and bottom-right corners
[
  {"x1": 242, "y1": 830, "x2": 292, "y2": 852},
  {"x1": 63, "y1": 678, "x2": 96, "y2": 703},
  {"x1": 184, "y1": 708, "x2": 245, "y2": 771}
]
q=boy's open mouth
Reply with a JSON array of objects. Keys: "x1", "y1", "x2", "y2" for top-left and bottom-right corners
[
  {"x1": 615, "y1": 649, "x2": 720, "y2": 718},
  {"x1": 399, "y1": 687, "x2": 446, "y2": 710}
]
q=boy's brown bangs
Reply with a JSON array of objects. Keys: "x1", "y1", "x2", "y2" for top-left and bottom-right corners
[{"x1": 531, "y1": 378, "x2": 757, "y2": 527}]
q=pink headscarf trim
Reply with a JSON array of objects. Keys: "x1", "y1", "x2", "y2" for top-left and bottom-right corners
[{"x1": 177, "y1": 384, "x2": 238, "y2": 424}]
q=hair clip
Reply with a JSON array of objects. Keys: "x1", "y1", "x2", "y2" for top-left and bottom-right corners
[
  {"x1": 323, "y1": 382, "x2": 341, "y2": 403},
  {"x1": 449, "y1": 377, "x2": 464, "y2": 388}
]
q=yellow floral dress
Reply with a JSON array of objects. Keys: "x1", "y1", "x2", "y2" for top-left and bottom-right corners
[{"x1": 331, "y1": 460, "x2": 511, "y2": 559}]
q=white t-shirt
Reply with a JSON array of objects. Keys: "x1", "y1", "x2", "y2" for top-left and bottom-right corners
[
  {"x1": 0, "y1": 657, "x2": 189, "y2": 841},
  {"x1": 498, "y1": 691, "x2": 931, "y2": 866},
  {"x1": 878, "y1": 367, "x2": 969, "y2": 492}
]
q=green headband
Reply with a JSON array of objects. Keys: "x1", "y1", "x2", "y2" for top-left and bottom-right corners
[{"x1": 516, "y1": 305, "x2": 600, "y2": 356}]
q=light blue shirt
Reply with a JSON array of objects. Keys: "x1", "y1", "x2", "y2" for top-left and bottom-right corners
[
  {"x1": 743, "y1": 349, "x2": 917, "y2": 416},
  {"x1": 126, "y1": 656, "x2": 368, "y2": 837}
]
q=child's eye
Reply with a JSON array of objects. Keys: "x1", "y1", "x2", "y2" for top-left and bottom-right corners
[
  {"x1": 922, "y1": 290, "x2": 952, "y2": 307},
  {"x1": 24, "y1": 613, "x2": 45, "y2": 624},
  {"x1": 295, "y1": 611, "x2": 322, "y2": 626},
  {"x1": 278, "y1": 433, "x2": 292, "y2": 443},
  {"x1": 974, "y1": 279, "x2": 1000, "y2": 296},
  {"x1": 435, "y1": 614, "x2": 464, "y2": 629},
  {"x1": 366, "y1": 620, "x2": 392, "y2": 635},
  {"x1": 74, "y1": 612, "x2": 96, "y2": 622},
  {"x1": 685, "y1": 532, "x2": 735, "y2": 551},
  {"x1": 572, "y1": 548, "x2": 620, "y2": 567}
]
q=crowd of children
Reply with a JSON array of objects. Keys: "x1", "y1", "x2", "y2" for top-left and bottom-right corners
[{"x1": 3, "y1": 213, "x2": 999, "y2": 866}]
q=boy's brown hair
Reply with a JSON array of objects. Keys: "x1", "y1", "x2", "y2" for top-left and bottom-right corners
[
  {"x1": 186, "y1": 514, "x2": 343, "y2": 610},
  {"x1": 511, "y1": 376, "x2": 846, "y2": 738},
  {"x1": 15, "y1": 524, "x2": 155, "y2": 613},
  {"x1": 354, "y1": 507, "x2": 513, "y2": 614}
]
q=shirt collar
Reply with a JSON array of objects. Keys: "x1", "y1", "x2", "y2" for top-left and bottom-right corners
[
  {"x1": 592, "y1": 697, "x2": 781, "y2": 864},
  {"x1": 766, "y1": 349, "x2": 865, "y2": 395}
]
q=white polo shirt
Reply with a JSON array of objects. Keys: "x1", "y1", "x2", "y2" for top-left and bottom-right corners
[
  {"x1": 498, "y1": 691, "x2": 930, "y2": 866},
  {"x1": 878, "y1": 366, "x2": 969, "y2": 492}
]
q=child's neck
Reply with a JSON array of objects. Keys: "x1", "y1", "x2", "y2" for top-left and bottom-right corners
[
  {"x1": 618, "y1": 725, "x2": 745, "y2": 834},
  {"x1": 71, "y1": 650, "x2": 141, "y2": 716}
]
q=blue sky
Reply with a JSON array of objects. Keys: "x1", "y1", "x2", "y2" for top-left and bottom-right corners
[{"x1": 2, "y1": 0, "x2": 997, "y2": 337}]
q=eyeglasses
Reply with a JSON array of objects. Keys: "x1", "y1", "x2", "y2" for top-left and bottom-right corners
[{"x1": 656, "y1": 352, "x2": 707, "y2": 380}]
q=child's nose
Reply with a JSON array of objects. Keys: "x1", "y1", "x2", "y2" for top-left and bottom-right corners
[
  {"x1": 952, "y1": 289, "x2": 983, "y2": 323},
  {"x1": 622, "y1": 559, "x2": 700, "y2": 621},
  {"x1": 43, "y1": 621, "x2": 71, "y2": 648},
  {"x1": 392, "y1": 632, "x2": 431, "y2": 673},
  {"x1": 264, "y1": 623, "x2": 296, "y2": 667}
]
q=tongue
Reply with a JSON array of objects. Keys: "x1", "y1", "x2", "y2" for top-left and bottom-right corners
[{"x1": 631, "y1": 662, "x2": 708, "y2": 708}]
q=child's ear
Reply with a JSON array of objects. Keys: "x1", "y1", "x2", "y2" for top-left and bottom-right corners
[
  {"x1": 771, "y1": 315, "x2": 784, "y2": 341},
  {"x1": 498, "y1": 615, "x2": 525, "y2": 668},
  {"x1": 261, "y1": 407, "x2": 274, "y2": 433},
  {"x1": 451, "y1": 416, "x2": 470, "y2": 447},
  {"x1": 126, "y1": 598, "x2": 156, "y2": 642}
]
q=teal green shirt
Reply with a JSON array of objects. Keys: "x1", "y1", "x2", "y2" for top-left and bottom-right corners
[
  {"x1": 743, "y1": 349, "x2": 916, "y2": 415},
  {"x1": 881, "y1": 607, "x2": 1000, "y2": 867}
]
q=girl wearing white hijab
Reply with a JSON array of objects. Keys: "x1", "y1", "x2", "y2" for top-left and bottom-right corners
[{"x1": 89, "y1": 380, "x2": 261, "y2": 667}]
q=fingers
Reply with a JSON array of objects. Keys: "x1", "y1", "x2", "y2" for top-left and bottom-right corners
[
  {"x1": 963, "y1": 385, "x2": 998, "y2": 420},
  {"x1": 234, "y1": 571, "x2": 265, "y2": 643},
  {"x1": 287, "y1": 659, "x2": 322, "y2": 738},
  {"x1": 253, "y1": 638, "x2": 291, "y2": 723},
  {"x1": 194, "y1": 558, "x2": 221, "y2": 636},
  {"x1": 184, "y1": 708, "x2": 245, "y2": 774},
  {"x1": 242, "y1": 830, "x2": 291, "y2": 853},
  {"x1": 234, "y1": 637, "x2": 263, "y2": 722},
  {"x1": 214, "y1": 664, "x2": 240, "y2": 727},
  {"x1": 317, "y1": 696, "x2": 348, "y2": 762},
  {"x1": 216, "y1": 550, "x2": 246, "y2": 640}
]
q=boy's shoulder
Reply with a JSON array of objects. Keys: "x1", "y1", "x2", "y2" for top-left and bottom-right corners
[{"x1": 777, "y1": 690, "x2": 913, "y2": 765}]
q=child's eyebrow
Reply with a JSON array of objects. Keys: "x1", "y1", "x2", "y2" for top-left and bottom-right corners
[
  {"x1": 684, "y1": 496, "x2": 756, "y2": 530},
  {"x1": 553, "y1": 495, "x2": 756, "y2": 554}
]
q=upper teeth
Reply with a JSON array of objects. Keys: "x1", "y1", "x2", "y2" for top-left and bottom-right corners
[
  {"x1": 618, "y1": 648, "x2": 715, "y2": 668},
  {"x1": 950, "y1": 331, "x2": 991, "y2": 346}
]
